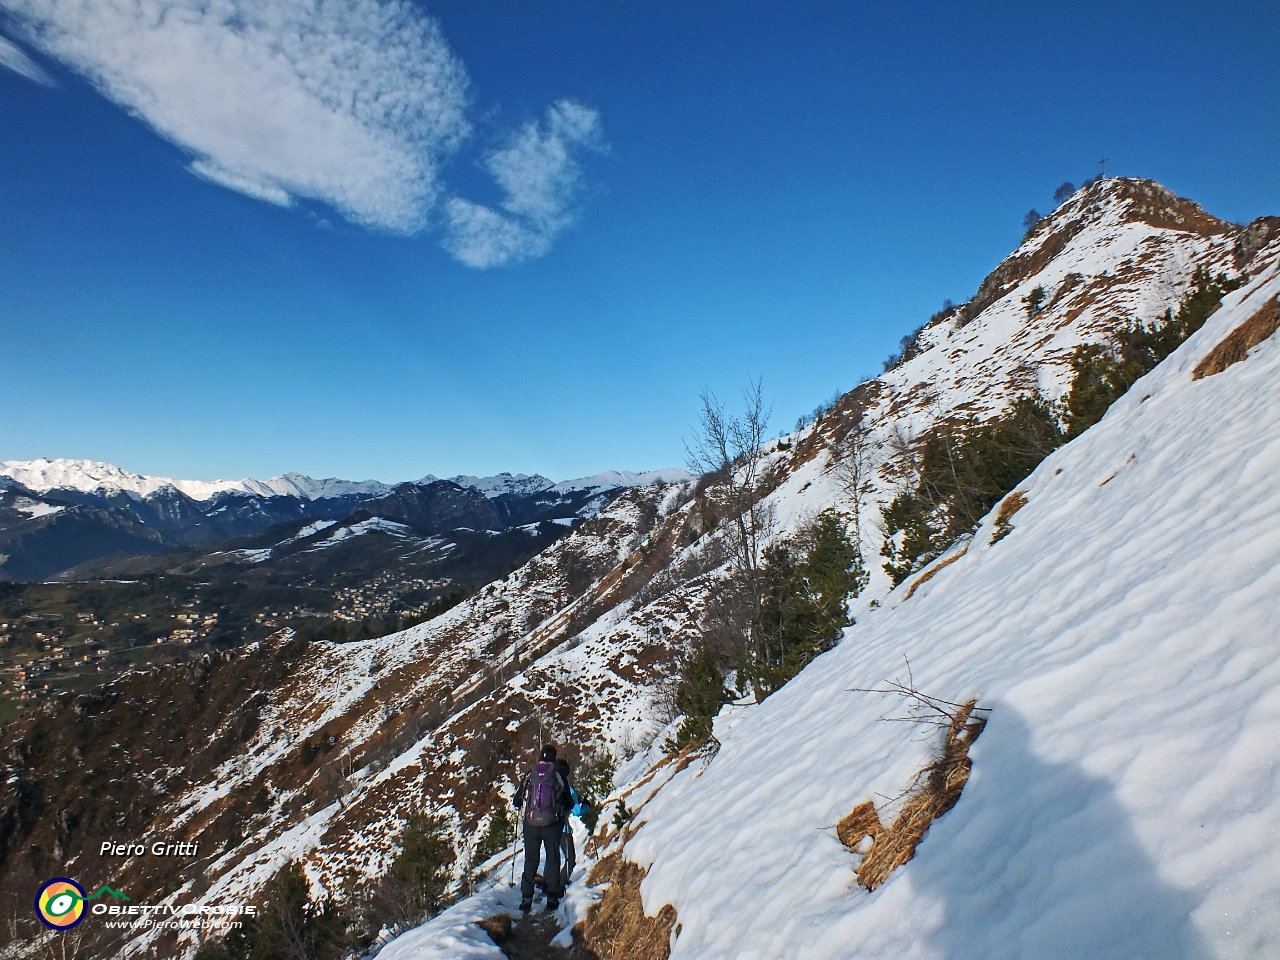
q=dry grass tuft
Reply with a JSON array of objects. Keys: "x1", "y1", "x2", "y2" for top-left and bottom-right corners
[
  {"x1": 476, "y1": 913, "x2": 512, "y2": 944},
  {"x1": 903, "y1": 545, "x2": 968, "y2": 601},
  {"x1": 836, "y1": 800, "x2": 883, "y2": 850},
  {"x1": 1193, "y1": 296, "x2": 1280, "y2": 380},
  {"x1": 577, "y1": 853, "x2": 678, "y2": 960},
  {"x1": 844, "y1": 699, "x2": 987, "y2": 891},
  {"x1": 990, "y1": 490, "x2": 1028, "y2": 545}
]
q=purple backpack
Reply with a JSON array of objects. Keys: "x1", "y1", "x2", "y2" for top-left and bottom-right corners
[{"x1": 525, "y1": 761, "x2": 563, "y2": 827}]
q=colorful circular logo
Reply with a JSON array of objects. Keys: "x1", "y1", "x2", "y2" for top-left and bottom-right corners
[{"x1": 35, "y1": 878, "x2": 86, "y2": 930}]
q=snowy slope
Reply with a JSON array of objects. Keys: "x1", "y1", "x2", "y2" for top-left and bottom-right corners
[{"x1": 605, "y1": 265, "x2": 1280, "y2": 958}]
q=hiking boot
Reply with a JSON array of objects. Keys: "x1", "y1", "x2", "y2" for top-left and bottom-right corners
[
  {"x1": 519, "y1": 899, "x2": 531, "y2": 913},
  {"x1": 546, "y1": 897, "x2": 560, "y2": 910}
]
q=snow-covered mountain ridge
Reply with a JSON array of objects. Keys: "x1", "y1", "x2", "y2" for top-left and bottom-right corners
[
  {"x1": 4, "y1": 178, "x2": 1278, "y2": 959},
  {"x1": 0, "y1": 458, "x2": 690, "y2": 503}
]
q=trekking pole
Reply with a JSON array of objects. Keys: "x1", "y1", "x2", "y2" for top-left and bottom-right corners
[{"x1": 509, "y1": 831, "x2": 518, "y2": 887}]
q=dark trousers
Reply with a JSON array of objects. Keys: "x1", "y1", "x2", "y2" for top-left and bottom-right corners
[
  {"x1": 560, "y1": 826, "x2": 576, "y2": 888},
  {"x1": 520, "y1": 823, "x2": 562, "y2": 900}
]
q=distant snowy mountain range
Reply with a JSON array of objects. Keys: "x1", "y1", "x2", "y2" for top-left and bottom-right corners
[
  {"x1": 0, "y1": 458, "x2": 690, "y2": 503},
  {"x1": 0, "y1": 457, "x2": 692, "y2": 580}
]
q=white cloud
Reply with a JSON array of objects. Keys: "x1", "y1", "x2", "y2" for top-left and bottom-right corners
[
  {"x1": 0, "y1": 33, "x2": 52, "y2": 85},
  {"x1": 2, "y1": 0, "x2": 471, "y2": 233},
  {"x1": 444, "y1": 100, "x2": 605, "y2": 268}
]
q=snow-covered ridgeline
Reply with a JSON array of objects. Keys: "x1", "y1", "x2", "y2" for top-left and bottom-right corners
[
  {"x1": 0, "y1": 458, "x2": 692, "y2": 503},
  {"x1": 0, "y1": 459, "x2": 393, "y2": 501}
]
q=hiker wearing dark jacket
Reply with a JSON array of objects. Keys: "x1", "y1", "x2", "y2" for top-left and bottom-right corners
[
  {"x1": 514, "y1": 744, "x2": 570, "y2": 912},
  {"x1": 555, "y1": 758, "x2": 578, "y2": 890}
]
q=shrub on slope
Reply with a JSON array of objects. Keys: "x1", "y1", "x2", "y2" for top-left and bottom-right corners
[
  {"x1": 880, "y1": 397, "x2": 1064, "y2": 586},
  {"x1": 1065, "y1": 267, "x2": 1242, "y2": 437}
]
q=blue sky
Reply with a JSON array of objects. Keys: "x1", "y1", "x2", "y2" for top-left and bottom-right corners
[{"x1": 2, "y1": 0, "x2": 1278, "y2": 484}]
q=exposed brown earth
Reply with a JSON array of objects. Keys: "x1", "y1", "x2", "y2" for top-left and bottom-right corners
[{"x1": 1193, "y1": 296, "x2": 1280, "y2": 380}]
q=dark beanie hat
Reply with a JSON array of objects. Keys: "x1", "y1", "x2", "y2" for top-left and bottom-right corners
[{"x1": 540, "y1": 744, "x2": 557, "y2": 762}]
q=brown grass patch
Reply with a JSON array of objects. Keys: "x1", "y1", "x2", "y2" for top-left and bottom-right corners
[
  {"x1": 1193, "y1": 296, "x2": 1280, "y2": 380},
  {"x1": 903, "y1": 545, "x2": 968, "y2": 601},
  {"x1": 477, "y1": 913, "x2": 513, "y2": 944},
  {"x1": 843, "y1": 699, "x2": 987, "y2": 891},
  {"x1": 836, "y1": 801, "x2": 883, "y2": 849},
  {"x1": 990, "y1": 490, "x2": 1028, "y2": 545},
  {"x1": 577, "y1": 853, "x2": 678, "y2": 960}
]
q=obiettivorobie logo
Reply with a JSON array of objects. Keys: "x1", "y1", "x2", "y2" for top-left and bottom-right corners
[
  {"x1": 35, "y1": 878, "x2": 130, "y2": 930},
  {"x1": 35, "y1": 875, "x2": 256, "y2": 935}
]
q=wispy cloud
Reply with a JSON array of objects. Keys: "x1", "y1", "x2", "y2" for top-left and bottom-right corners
[
  {"x1": 1, "y1": 1, "x2": 605, "y2": 264},
  {"x1": 2, "y1": 0, "x2": 471, "y2": 234},
  {"x1": 444, "y1": 100, "x2": 606, "y2": 268},
  {"x1": 0, "y1": 33, "x2": 52, "y2": 85}
]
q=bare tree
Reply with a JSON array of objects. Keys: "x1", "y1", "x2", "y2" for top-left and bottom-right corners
[
  {"x1": 831, "y1": 419, "x2": 869, "y2": 551},
  {"x1": 830, "y1": 419, "x2": 872, "y2": 596},
  {"x1": 685, "y1": 379, "x2": 772, "y2": 578},
  {"x1": 685, "y1": 379, "x2": 774, "y2": 664}
]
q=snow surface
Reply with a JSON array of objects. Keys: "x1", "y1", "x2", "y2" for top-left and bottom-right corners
[
  {"x1": 377, "y1": 820, "x2": 598, "y2": 960},
  {"x1": 550, "y1": 468, "x2": 694, "y2": 494},
  {"x1": 307, "y1": 517, "x2": 415, "y2": 548},
  {"x1": 276, "y1": 518, "x2": 339, "y2": 545},
  {"x1": 9, "y1": 496, "x2": 64, "y2": 518},
  {"x1": 223, "y1": 548, "x2": 272, "y2": 563},
  {"x1": 609, "y1": 267, "x2": 1280, "y2": 959}
]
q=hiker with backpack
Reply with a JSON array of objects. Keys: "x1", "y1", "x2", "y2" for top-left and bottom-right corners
[{"x1": 514, "y1": 744, "x2": 570, "y2": 912}]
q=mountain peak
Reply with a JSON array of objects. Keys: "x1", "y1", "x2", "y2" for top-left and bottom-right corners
[{"x1": 443, "y1": 473, "x2": 556, "y2": 498}]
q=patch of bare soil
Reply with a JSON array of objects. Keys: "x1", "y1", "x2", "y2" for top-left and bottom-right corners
[
  {"x1": 478, "y1": 910, "x2": 600, "y2": 960},
  {"x1": 990, "y1": 490, "x2": 1029, "y2": 545},
  {"x1": 1193, "y1": 296, "x2": 1280, "y2": 380}
]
